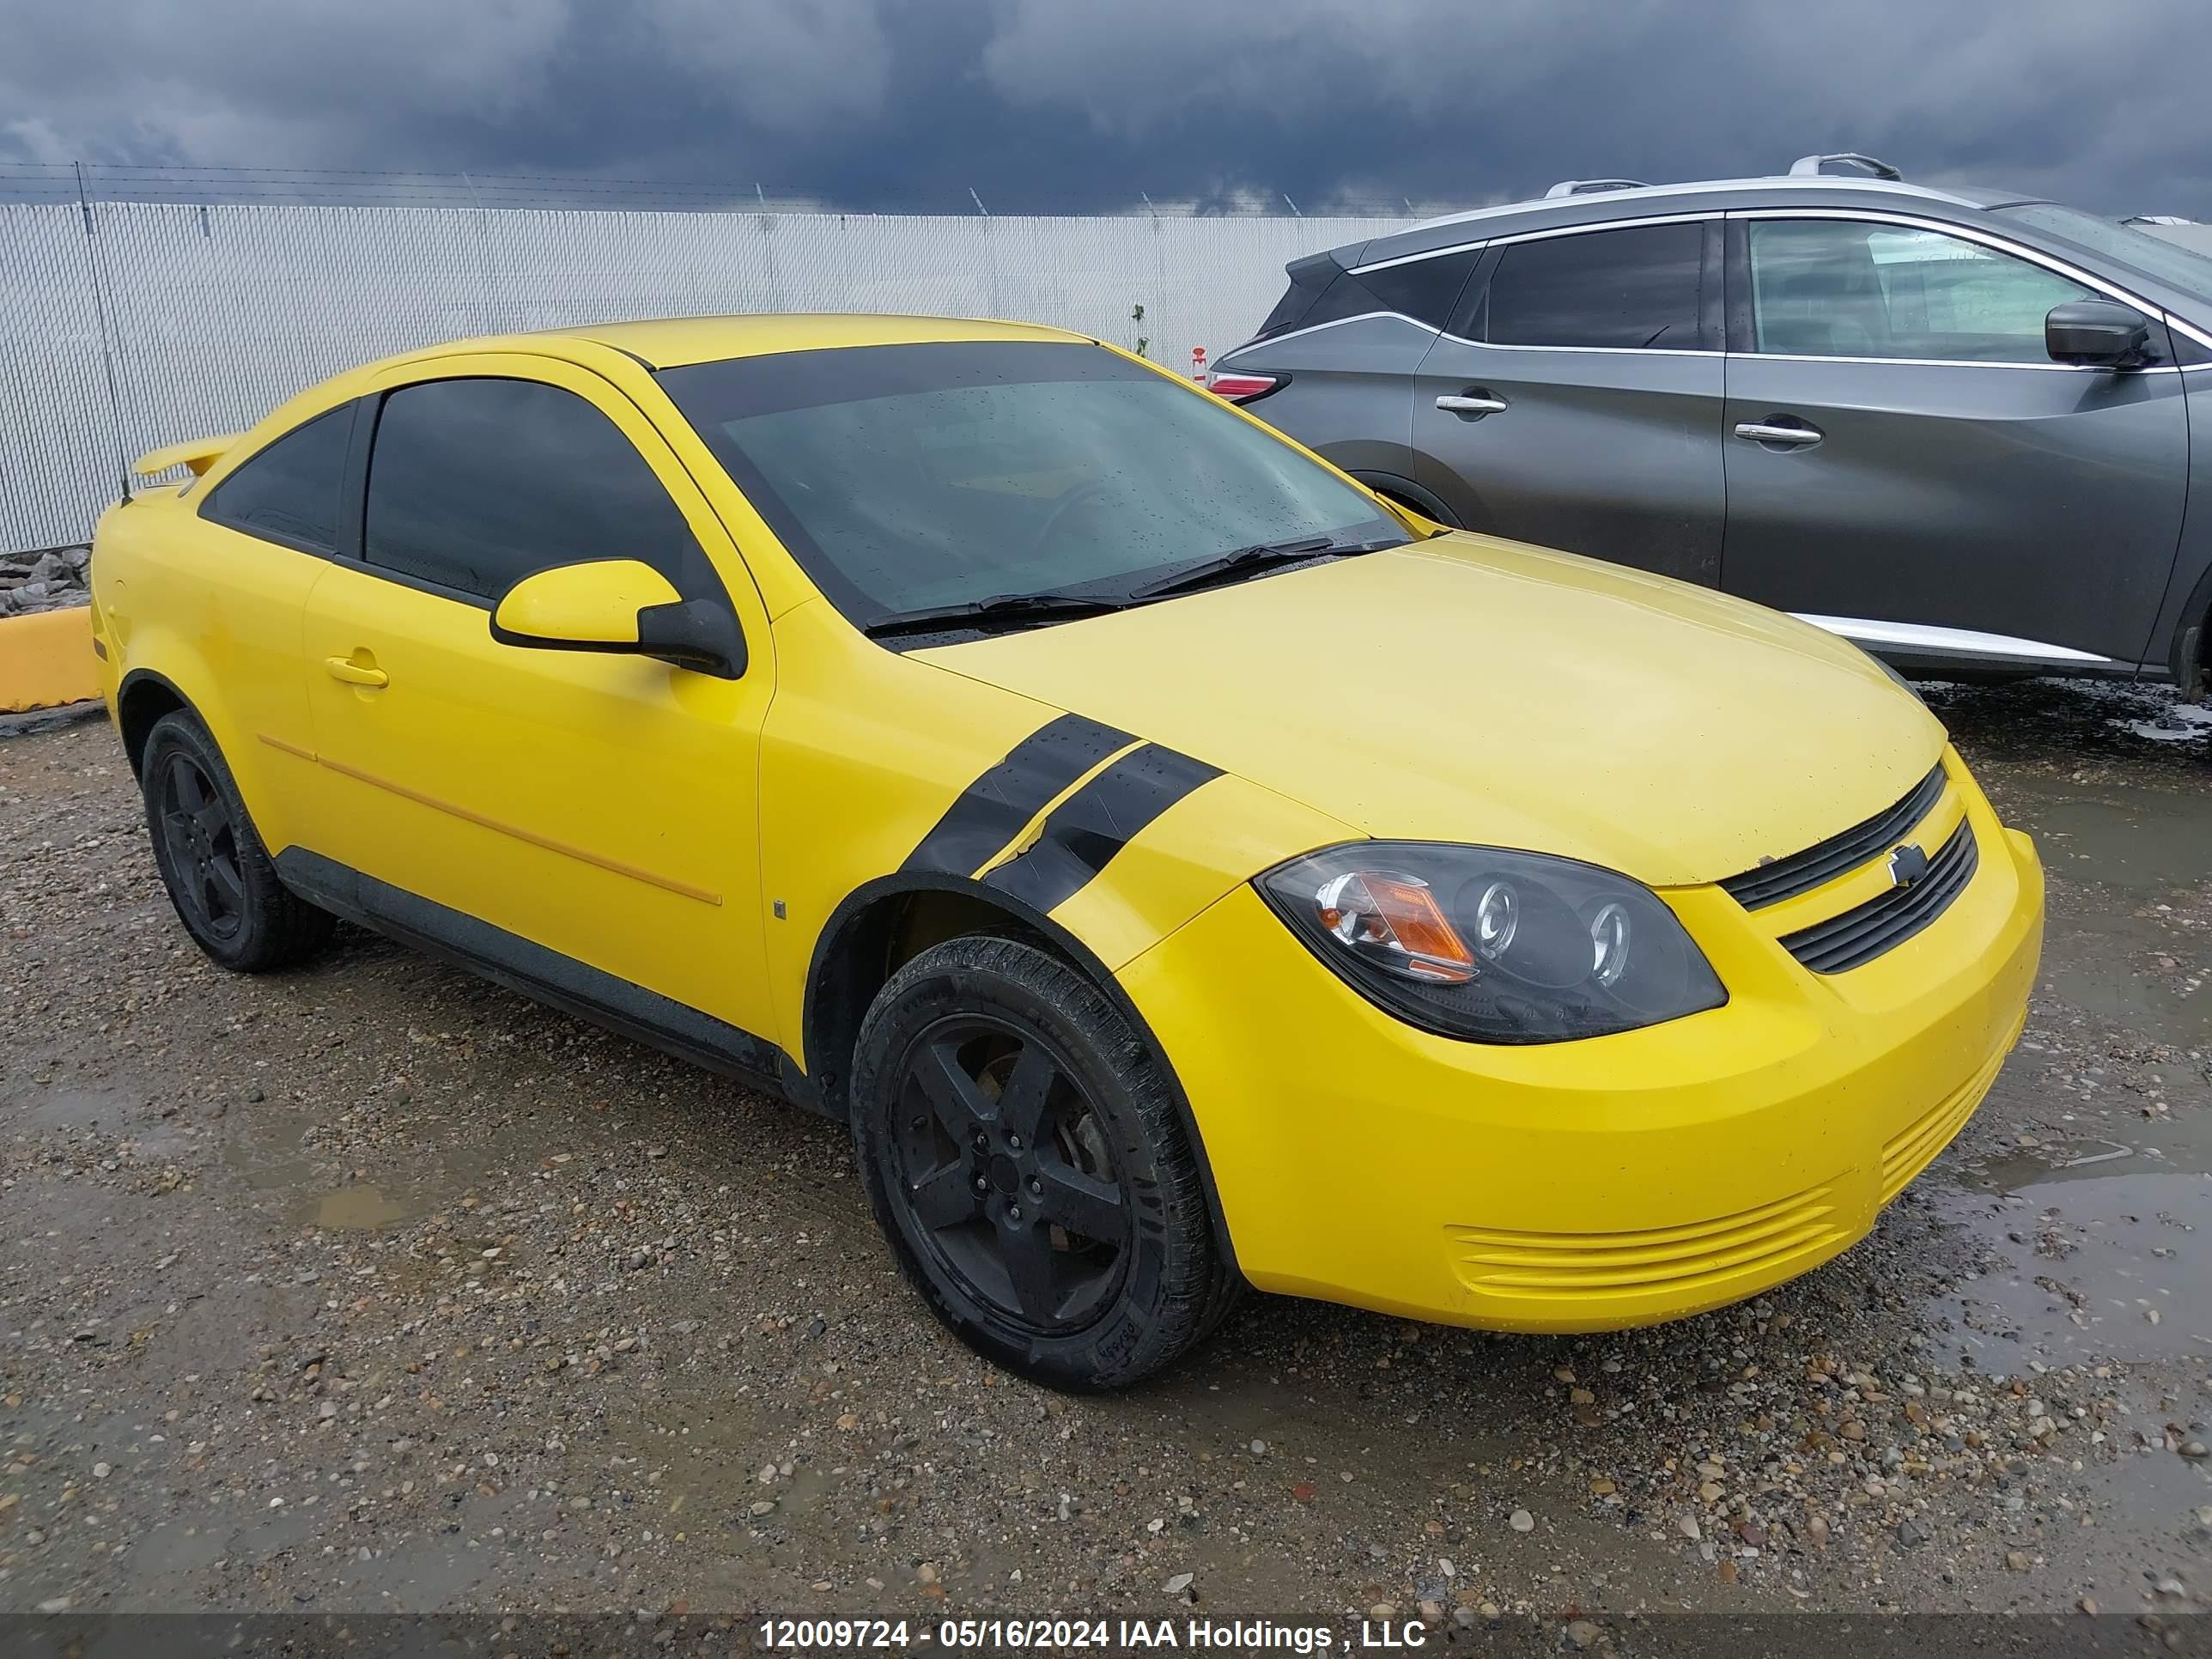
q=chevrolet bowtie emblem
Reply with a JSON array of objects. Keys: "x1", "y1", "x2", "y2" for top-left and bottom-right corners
[{"x1": 1887, "y1": 843, "x2": 1930, "y2": 890}]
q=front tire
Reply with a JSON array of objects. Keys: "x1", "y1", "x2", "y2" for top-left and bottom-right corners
[
  {"x1": 140, "y1": 710, "x2": 335, "y2": 972},
  {"x1": 850, "y1": 934, "x2": 1231, "y2": 1389}
]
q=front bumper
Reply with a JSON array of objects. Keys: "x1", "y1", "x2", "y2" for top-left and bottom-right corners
[{"x1": 1116, "y1": 751, "x2": 2044, "y2": 1334}]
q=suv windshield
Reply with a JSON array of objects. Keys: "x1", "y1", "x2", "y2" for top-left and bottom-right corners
[
  {"x1": 659, "y1": 341, "x2": 1407, "y2": 626},
  {"x1": 1993, "y1": 204, "x2": 2212, "y2": 301}
]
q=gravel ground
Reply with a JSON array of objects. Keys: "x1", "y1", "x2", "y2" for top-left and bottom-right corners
[{"x1": 2, "y1": 678, "x2": 2209, "y2": 1638}]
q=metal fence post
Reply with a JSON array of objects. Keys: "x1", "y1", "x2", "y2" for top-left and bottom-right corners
[{"x1": 71, "y1": 161, "x2": 133, "y2": 505}]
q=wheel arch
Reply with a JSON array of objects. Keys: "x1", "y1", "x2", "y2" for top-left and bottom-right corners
[
  {"x1": 802, "y1": 872, "x2": 1243, "y2": 1277},
  {"x1": 1348, "y1": 470, "x2": 1462, "y2": 527},
  {"x1": 2166, "y1": 554, "x2": 2212, "y2": 698},
  {"x1": 115, "y1": 667, "x2": 195, "y2": 779}
]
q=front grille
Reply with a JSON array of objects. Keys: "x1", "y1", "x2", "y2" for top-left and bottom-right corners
[
  {"x1": 1720, "y1": 763, "x2": 1947, "y2": 910},
  {"x1": 1445, "y1": 1184, "x2": 1845, "y2": 1300},
  {"x1": 1778, "y1": 817, "x2": 1978, "y2": 975}
]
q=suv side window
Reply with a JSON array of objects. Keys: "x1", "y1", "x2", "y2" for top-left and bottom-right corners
[
  {"x1": 1747, "y1": 219, "x2": 2094, "y2": 362},
  {"x1": 200, "y1": 404, "x2": 353, "y2": 555},
  {"x1": 364, "y1": 377, "x2": 714, "y2": 602},
  {"x1": 1355, "y1": 249, "x2": 1481, "y2": 331},
  {"x1": 1253, "y1": 248, "x2": 1480, "y2": 342},
  {"x1": 1484, "y1": 222, "x2": 1706, "y2": 350}
]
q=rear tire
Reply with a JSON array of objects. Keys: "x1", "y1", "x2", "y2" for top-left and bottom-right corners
[
  {"x1": 140, "y1": 710, "x2": 334, "y2": 972},
  {"x1": 850, "y1": 934, "x2": 1231, "y2": 1389}
]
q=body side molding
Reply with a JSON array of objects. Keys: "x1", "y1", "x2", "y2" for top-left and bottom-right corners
[
  {"x1": 273, "y1": 848, "x2": 822, "y2": 1115},
  {"x1": 1791, "y1": 614, "x2": 2116, "y2": 665}
]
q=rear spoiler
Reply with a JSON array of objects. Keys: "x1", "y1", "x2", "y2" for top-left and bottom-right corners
[{"x1": 133, "y1": 434, "x2": 240, "y2": 479}]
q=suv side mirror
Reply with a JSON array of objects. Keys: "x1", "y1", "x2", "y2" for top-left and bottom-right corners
[
  {"x1": 491, "y1": 559, "x2": 746, "y2": 680},
  {"x1": 2045, "y1": 299, "x2": 2153, "y2": 368}
]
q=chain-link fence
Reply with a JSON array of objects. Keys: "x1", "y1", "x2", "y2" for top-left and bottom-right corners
[{"x1": 0, "y1": 167, "x2": 1428, "y2": 555}]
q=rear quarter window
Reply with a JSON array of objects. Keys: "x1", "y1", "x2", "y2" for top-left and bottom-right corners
[
  {"x1": 199, "y1": 404, "x2": 355, "y2": 555},
  {"x1": 1253, "y1": 249, "x2": 1479, "y2": 341},
  {"x1": 1356, "y1": 250, "x2": 1480, "y2": 331}
]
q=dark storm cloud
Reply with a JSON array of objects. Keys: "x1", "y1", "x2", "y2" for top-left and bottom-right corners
[{"x1": 3, "y1": 0, "x2": 2207, "y2": 216}]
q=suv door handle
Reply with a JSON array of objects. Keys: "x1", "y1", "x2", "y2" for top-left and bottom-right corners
[
  {"x1": 1734, "y1": 419, "x2": 1823, "y2": 447},
  {"x1": 1437, "y1": 393, "x2": 1510, "y2": 417},
  {"x1": 324, "y1": 654, "x2": 389, "y2": 689}
]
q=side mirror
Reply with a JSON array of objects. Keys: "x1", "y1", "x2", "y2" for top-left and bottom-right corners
[
  {"x1": 2045, "y1": 299, "x2": 2152, "y2": 368},
  {"x1": 491, "y1": 559, "x2": 746, "y2": 680}
]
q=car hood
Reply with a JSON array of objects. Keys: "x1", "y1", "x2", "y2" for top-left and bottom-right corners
[{"x1": 915, "y1": 533, "x2": 1948, "y2": 889}]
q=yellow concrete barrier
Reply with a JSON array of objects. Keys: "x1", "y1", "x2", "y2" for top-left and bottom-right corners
[{"x1": 0, "y1": 605, "x2": 101, "y2": 714}]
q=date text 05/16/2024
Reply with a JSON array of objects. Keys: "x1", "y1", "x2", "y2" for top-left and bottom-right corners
[{"x1": 757, "y1": 1616, "x2": 1434, "y2": 1650}]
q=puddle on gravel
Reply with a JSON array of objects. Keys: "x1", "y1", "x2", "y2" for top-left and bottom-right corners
[
  {"x1": 2015, "y1": 779, "x2": 2211, "y2": 897},
  {"x1": 11, "y1": 1080, "x2": 137, "y2": 1133},
  {"x1": 1929, "y1": 1105, "x2": 2212, "y2": 1373},
  {"x1": 304, "y1": 1183, "x2": 412, "y2": 1230},
  {"x1": 1993, "y1": 771, "x2": 2212, "y2": 1046}
]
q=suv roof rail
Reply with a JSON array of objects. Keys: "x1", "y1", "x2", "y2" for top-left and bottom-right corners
[
  {"x1": 1789, "y1": 152, "x2": 1902, "y2": 180},
  {"x1": 1542, "y1": 179, "x2": 1650, "y2": 198}
]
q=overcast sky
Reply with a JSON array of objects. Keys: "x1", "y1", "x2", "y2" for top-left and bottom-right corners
[{"x1": 3, "y1": 0, "x2": 2208, "y2": 216}]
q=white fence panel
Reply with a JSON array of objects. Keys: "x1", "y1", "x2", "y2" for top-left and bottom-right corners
[
  {"x1": 0, "y1": 204, "x2": 1416, "y2": 554},
  {"x1": 0, "y1": 206, "x2": 119, "y2": 555}
]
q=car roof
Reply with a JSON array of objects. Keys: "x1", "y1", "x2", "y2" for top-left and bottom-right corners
[
  {"x1": 555, "y1": 312, "x2": 1089, "y2": 368},
  {"x1": 1335, "y1": 176, "x2": 2045, "y2": 270},
  {"x1": 392, "y1": 313, "x2": 1091, "y2": 374}
]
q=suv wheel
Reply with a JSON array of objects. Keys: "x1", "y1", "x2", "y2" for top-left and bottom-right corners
[
  {"x1": 851, "y1": 934, "x2": 1233, "y2": 1389},
  {"x1": 141, "y1": 710, "x2": 335, "y2": 971}
]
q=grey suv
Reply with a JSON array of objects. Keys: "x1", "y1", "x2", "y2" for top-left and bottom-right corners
[{"x1": 1212, "y1": 155, "x2": 2212, "y2": 688}]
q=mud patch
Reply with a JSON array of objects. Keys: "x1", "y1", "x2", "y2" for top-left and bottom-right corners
[{"x1": 302, "y1": 1183, "x2": 412, "y2": 1231}]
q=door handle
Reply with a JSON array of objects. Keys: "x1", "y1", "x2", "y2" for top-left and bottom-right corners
[
  {"x1": 324, "y1": 654, "x2": 388, "y2": 689},
  {"x1": 1734, "y1": 420, "x2": 1823, "y2": 447},
  {"x1": 1437, "y1": 393, "x2": 1510, "y2": 417}
]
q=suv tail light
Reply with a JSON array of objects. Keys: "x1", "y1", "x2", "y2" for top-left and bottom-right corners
[{"x1": 1206, "y1": 370, "x2": 1285, "y2": 404}]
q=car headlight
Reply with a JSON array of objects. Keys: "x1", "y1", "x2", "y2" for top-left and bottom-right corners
[{"x1": 1255, "y1": 842, "x2": 1727, "y2": 1043}]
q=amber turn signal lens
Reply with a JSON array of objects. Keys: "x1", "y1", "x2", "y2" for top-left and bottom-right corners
[{"x1": 1314, "y1": 869, "x2": 1477, "y2": 983}]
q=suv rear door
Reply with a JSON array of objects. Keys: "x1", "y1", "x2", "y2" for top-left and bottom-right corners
[
  {"x1": 1410, "y1": 217, "x2": 1727, "y2": 585},
  {"x1": 1718, "y1": 211, "x2": 2189, "y2": 668}
]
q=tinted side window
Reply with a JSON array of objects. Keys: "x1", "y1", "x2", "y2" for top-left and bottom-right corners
[
  {"x1": 1253, "y1": 249, "x2": 1480, "y2": 342},
  {"x1": 201, "y1": 404, "x2": 352, "y2": 553},
  {"x1": 1748, "y1": 219, "x2": 2094, "y2": 362},
  {"x1": 1358, "y1": 249, "x2": 1480, "y2": 330},
  {"x1": 364, "y1": 378, "x2": 711, "y2": 601},
  {"x1": 1485, "y1": 222, "x2": 1706, "y2": 349}
]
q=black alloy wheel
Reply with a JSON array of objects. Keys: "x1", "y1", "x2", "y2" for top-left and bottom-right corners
[
  {"x1": 851, "y1": 933, "x2": 1237, "y2": 1389},
  {"x1": 155, "y1": 748, "x2": 246, "y2": 942},
  {"x1": 890, "y1": 1013, "x2": 1133, "y2": 1332},
  {"x1": 138, "y1": 708, "x2": 335, "y2": 971}
]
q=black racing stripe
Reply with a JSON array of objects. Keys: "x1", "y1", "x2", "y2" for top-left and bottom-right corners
[
  {"x1": 902, "y1": 714, "x2": 1135, "y2": 877},
  {"x1": 983, "y1": 744, "x2": 1224, "y2": 915}
]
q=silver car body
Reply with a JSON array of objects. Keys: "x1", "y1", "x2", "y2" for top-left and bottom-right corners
[{"x1": 1215, "y1": 171, "x2": 2212, "y2": 685}]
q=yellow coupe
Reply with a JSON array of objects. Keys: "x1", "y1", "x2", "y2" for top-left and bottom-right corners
[{"x1": 89, "y1": 315, "x2": 2043, "y2": 1388}]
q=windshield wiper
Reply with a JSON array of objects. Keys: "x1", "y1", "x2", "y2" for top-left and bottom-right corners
[
  {"x1": 862, "y1": 591, "x2": 1128, "y2": 640},
  {"x1": 1126, "y1": 536, "x2": 1395, "y2": 601}
]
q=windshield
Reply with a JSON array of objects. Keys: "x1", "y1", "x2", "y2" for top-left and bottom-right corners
[
  {"x1": 1994, "y1": 204, "x2": 2212, "y2": 301},
  {"x1": 660, "y1": 341, "x2": 1406, "y2": 624}
]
